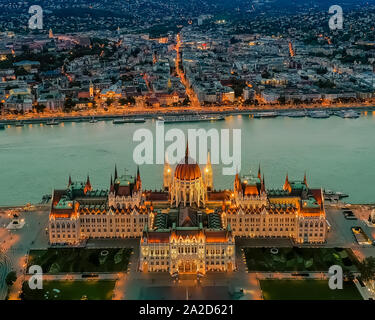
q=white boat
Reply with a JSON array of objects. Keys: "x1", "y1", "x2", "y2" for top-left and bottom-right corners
[
  {"x1": 163, "y1": 114, "x2": 225, "y2": 123},
  {"x1": 323, "y1": 189, "x2": 349, "y2": 199},
  {"x1": 113, "y1": 118, "x2": 126, "y2": 124},
  {"x1": 46, "y1": 119, "x2": 60, "y2": 126},
  {"x1": 253, "y1": 112, "x2": 279, "y2": 118},
  {"x1": 89, "y1": 117, "x2": 98, "y2": 123},
  {"x1": 131, "y1": 118, "x2": 146, "y2": 123},
  {"x1": 287, "y1": 110, "x2": 307, "y2": 118},
  {"x1": 335, "y1": 110, "x2": 360, "y2": 119},
  {"x1": 113, "y1": 117, "x2": 145, "y2": 124},
  {"x1": 308, "y1": 110, "x2": 330, "y2": 119}
]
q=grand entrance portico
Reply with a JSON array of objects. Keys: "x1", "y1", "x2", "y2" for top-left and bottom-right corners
[{"x1": 177, "y1": 260, "x2": 198, "y2": 273}]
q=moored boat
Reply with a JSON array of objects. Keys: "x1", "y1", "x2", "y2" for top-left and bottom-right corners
[
  {"x1": 131, "y1": 118, "x2": 146, "y2": 123},
  {"x1": 287, "y1": 110, "x2": 307, "y2": 118},
  {"x1": 163, "y1": 114, "x2": 224, "y2": 123},
  {"x1": 323, "y1": 189, "x2": 349, "y2": 200},
  {"x1": 334, "y1": 110, "x2": 360, "y2": 119},
  {"x1": 252, "y1": 112, "x2": 279, "y2": 119},
  {"x1": 46, "y1": 119, "x2": 60, "y2": 126},
  {"x1": 113, "y1": 118, "x2": 127, "y2": 124},
  {"x1": 308, "y1": 110, "x2": 330, "y2": 119},
  {"x1": 113, "y1": 117, "x2": 145, "y2": 124}
]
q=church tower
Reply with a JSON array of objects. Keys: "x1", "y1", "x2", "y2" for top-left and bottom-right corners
[
  {"x1": 49, "y1": 28, "x2": 54, "y2": 39},
  {"x1": 89, "y1": 80, "x2": 94, "y2": 99},
  {"x1": 204, "y1": 151, "x2": 213, "y2": 191}
]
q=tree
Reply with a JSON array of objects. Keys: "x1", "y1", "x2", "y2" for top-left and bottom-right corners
[
  {"x1": 106, "y1": 98, "x2": 114, "y2": 106},
  {"x1": 64, "y1": 97, "x2": 75, "y2": 112},
  {"x1": 316, "y1": 67, "x2": 327, "y2": 75},
  {"x1": 34, "y1": 103, "x2": 46, "y2": 113},
  {"x1": 277, "y1": 96, "x2": 286, "y2": 105},
  {"x1": 5, "y1": 271, "x2": 17, "y2": 287},
  {"x1": 118, "y1": 98, "x2": 127, "y2": 106},
  {"x1": 261, "y1": 70, "x2": 270, "y2": 79},
  {"x1": 344, "y1": 270, "x2": 355, "y2": 282},
  {"x1": 358, "y1": 257, "x2": 375, "y2": 282},
  {"x1": 182, "y1": 96, "x2": 190, "y2": 106}
]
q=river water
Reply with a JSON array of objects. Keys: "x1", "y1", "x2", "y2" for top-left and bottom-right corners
[{"x1": 1, "y1": 113, "x2": 375, "y2": 205}]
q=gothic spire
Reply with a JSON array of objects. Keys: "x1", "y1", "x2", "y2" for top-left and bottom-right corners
[
  {"x1": 114, "y1": 164, "x2": 118, "y2": 180},
  {"x1": 84, "y1": 174, "x2": 92, "y2": 193},
  {"x1": 137, "y1": 166, "x2": 141, "y2": 181},
  {"x1": 283, "y1": 172, "x2": 291, "y2": 192},
  {"x1": 86, "y1": 175, "x2": 91, "y2": 186},
  {"x1": 185, "y1": 139, "x2": 189, "y2": 163},
  {"x1": 261, "y1": 174, "x2": 266, "y2": 193},
  {"x1": 257, "y1": 164, "x2": 261, "y2": 180}
]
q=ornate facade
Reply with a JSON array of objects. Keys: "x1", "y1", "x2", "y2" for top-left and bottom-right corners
[
  {"x1": 222, "y1": 170, "x2": 327, "y2": 244},
  {"x1": 169, "y1": 145, "x2": 208, "y2": 207},
  {"x1": 48, "y1": 144, "x2": 327, "y2": 275},
  {"x1": 49, "y1": 169, "x2": 152, "y2": 245}
]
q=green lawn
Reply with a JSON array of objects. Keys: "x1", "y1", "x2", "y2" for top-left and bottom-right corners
[
  {"x1": 21, "y1": 280, "x2": 116, "y2": 300},
  {"x1": 244, "y1": 247, "x2": 358, "y2": 272},
  {"x1": 260, "y1": 280, "x2": 362, "y2": 300},
  {"x1": 28, "y1": 248, "x2": 132, "y2": 273}
]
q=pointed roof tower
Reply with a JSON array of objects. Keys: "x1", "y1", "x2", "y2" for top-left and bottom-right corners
[
  {"x1": 68, "y1": 175, "x2": 72, "y2": 188},
  {"x1": 234, "y1": 168, "x2": 242, "y2": 193},
  {"x1": 257, "y1": 164, "x2": 261, "y2": 180},
  {"x1": 283, "y1": 172, "x2": 291, "y2": 192},
  {"x1": 185, "y1": 139, "x2": 189, "y2": 163},
  {"x1": 303, "y1": 172, "x2": 308, "y2": 188},
  {"x1": 114, "y1": 164, "x2": 118, "y2": 180},
  {"x1": 84, "y1": 175, "x2": 92, "y2": 193},
  {"x1": 261, "y1": 174, "x2": 266, "y2": 193}
]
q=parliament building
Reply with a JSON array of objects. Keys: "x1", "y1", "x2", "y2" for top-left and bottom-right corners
[{"x1": 48, "y1": 145, "x2": 327, "y2": 275}]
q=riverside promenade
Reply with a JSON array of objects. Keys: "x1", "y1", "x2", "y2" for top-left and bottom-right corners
[{"x1": 1, "y1": 103, "x2": 375, "y2": 125}]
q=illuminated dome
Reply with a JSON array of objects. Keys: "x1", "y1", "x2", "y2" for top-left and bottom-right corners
[
  {"x1": 175, "y1": 158, "x2": 201, "y2": 181},
  {"x1": 174, "y1": 144, "x2": 201, "y2": 181},
  {"x1": 169, "y1": 142, "x2": 207, "y2": 207}
]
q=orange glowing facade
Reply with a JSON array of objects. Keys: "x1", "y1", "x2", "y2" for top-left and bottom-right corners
[
  {"x1": 48, "y1": 151, "x2": 326, "y2": 276},
  {"x1": 225, "y1": 169, "x2": 327, "y2": 244}
]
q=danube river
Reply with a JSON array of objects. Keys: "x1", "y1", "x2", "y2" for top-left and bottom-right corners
[{"x1": 1, "y1": 114, "x2": 375, "y2": 206}]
